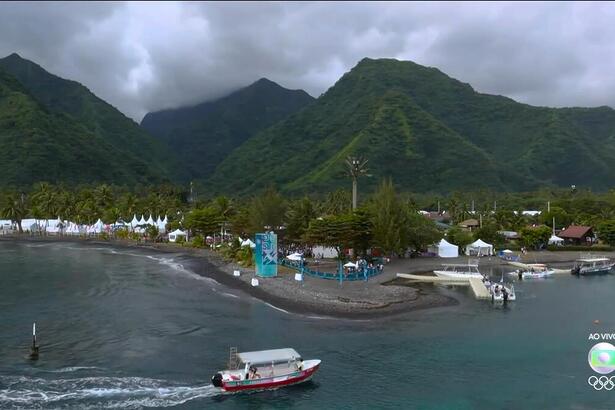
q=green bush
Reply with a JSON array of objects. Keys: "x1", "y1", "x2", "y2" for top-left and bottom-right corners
[
  {"x1": 191, "y1": 235, "x2": 205, "y2": 248},
  {"x1": 115, "y1": 228, "x2": 129, "y2": 240}
]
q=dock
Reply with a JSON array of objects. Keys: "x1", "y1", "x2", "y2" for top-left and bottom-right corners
[
  {"x1": 468, "y1": 278, "x2": 491, "y2": 299},
  {"x1": 396, "y1": 273, "x2": 469, "y2": 285},
  {"x1": 395, "y1": 273, "x2": 491, "y2": 300}
]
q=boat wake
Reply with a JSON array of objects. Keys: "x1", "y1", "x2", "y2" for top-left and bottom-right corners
[{"x1": 0, "y1": 375, "x2": 218, "y2": 409}]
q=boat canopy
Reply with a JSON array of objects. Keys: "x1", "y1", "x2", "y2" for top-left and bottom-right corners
[
  {"x1": 238, "y1": 348, "x2": 301, "y2": 365},
  {"x1": 577, "y1": 258, "x2": 610, "y2": 262}
]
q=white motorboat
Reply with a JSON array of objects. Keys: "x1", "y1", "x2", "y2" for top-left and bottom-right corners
[
  {"x1": 433, "y1": 261, "x2": 483, "y2": 280},
  {"x1": 485, "y1": 280, "x2": 516, "y2": 302},
  {"x1": 508, "y1": 263, "x2": 554, "y2": 279},
  {"x1": 211, "y1": 348, "x2": 320, "y2": 392}
]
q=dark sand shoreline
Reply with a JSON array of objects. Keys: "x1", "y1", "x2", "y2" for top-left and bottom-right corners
[
  {"x1": 4, "y1": 235, "x2": 610, "y2": 319},
  {"x1": 0, "y1": 235, "x2": 460, "y2": 319}
]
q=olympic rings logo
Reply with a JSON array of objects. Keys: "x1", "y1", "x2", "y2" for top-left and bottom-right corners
[{"x1": 588, "y1": 376, "x2": 615, "y2": 390}]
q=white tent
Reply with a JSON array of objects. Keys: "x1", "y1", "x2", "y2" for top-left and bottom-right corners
[
  {"x1": 168, "y1": 229, "x2": 187, "y2": 243},
  {"x1": 66, "y1": 222, "x2": 81, "y2": 235},
  {"x1": 437, "y1": 239, "x2": 459, "y2": 258},
  {"x1": 502, "y1": 249, "x2": 514, "y2": 254},
  {"x1": 344, "y1": 261, "x2": 358, "y2": 268},
  {"x1": 241, "y1": 238, "x2": 256, "y2": 248},
  {"x1": 286, "y1": 252, "x2": 303, "y2": 261},
  {"x1": 548, "y1": 234, "x2": 564, "y2": 245},
  {"x1": 138, "y1": 215, "x2": 147, "y2": 225},
  {"x1": 146, "y1": 215, "x2": 154, "y2": 225},
  {"x1": 312, "y1": 245, "x2": 338, "y2": 259},
  {"x1": 88, "y1": 219, "x2": 105, "y2": 234},
  {"x1": 128, "y1": 215, "x2": 138, "y2": 231},
  {"x1": 465, "y1": 239, "x2": 493, "y2": 256}
]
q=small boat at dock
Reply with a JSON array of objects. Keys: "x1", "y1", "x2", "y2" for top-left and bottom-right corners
[
  {"x1": 211, "y1": 348, "x2": 320, "y2": 392},
  {"x1": 572, "y1": 256, "x2": 614, "y2": 276},
  {"x1": 433, "y1": 261, "x2": 484, "y2": 280}
]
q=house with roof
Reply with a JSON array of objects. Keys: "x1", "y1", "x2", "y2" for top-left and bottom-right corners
[
  {"x1": 459, "y1": 218, "x2": 480, "y2": 232},
  {"x1": 558, "y1": 225, "x2": 594, "y2": 245}
]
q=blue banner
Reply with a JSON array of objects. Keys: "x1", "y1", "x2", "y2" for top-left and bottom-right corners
[{"x1": 255, "y1": 232, "x2": 277, "y2": 277}]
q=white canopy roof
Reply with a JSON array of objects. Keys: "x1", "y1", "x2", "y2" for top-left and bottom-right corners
[
  {"x1": 438, "y1": 238, "x2": 458, "y2": 258},
  {"x1": 131, "y1": 215, "x2": 139, "y2": 226},
  {"x1": 465, "y1": 239, "x2": 493, "y2": 256},
  {"x1": 237, "y1": 348, "x2": 301, "y2": 364},
  {"x1": 147, "y1": 215, "x2": 155, "y2": 225},
  {"x1": 469, "y1": 239, "x2": 492, "y2": 248},
  {"x1": 548, "y1": 234, "x2": 564, "y2": 244},
  {"x1": 169, "y1": 229, "x2": 187, "y2": 236},
  {"x1": 139, "y1": 215, "x2": 147, "y2": 225},
  {"x1": 502, "y1": 249, "x2": 514, "y2": 253},
  {"x1": 241, "y1": 239, "x2": 255, "y2": 248},
  {"x1": 344, "y1": 261, "x2": 358, "y2": 268},
  {"x1": 286, "y1": 252, "x2": 303, "y2": 261}
]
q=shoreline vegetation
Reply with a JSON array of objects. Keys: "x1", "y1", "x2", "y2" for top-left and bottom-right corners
[
  {"x1": 3, "y1": 235, "x2": 613, "y2": 319},
  {"x1": 5, "y1": 181, "x2": 615, "y2": 318}
]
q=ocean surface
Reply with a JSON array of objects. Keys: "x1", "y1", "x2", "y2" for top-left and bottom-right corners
[{"x1": 0, "y1": 241, "x2": 613, "y2": 409}]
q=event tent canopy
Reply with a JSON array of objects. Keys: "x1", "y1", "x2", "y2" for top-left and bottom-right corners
[
  {"x1": 168, "y1": 229, "x2": 187, "y2": 243},
  {"x1": 437, "y1": 239, "x2": 458, "y2": 258},
  {"x1": 465, "y1": 239, "x2": 493, "y2": 256},
  {"x1": 548, "y1": 234, "x2": 564, "y2": 245},
  {"x1": 286, "y1": 253, "x2": 303, "y2": 261}
]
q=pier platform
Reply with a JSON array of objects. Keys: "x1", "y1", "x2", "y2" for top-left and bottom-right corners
[
  {"x1": 469, "y1": 278, "x2": 491, "y2": 299},
  {"x1": 396, "y1": 273, "x2": 492, "y2": 300},
  {"x1": 396, "y1": 273, "x2": 469, "y2": 285}
]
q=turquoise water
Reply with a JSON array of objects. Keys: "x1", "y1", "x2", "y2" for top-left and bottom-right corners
[{"x1": 0, "y1": 241, "x2": 612, "y2": 409}]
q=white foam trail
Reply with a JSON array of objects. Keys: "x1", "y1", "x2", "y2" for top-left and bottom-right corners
[
  {"x1": 0, "y1": 375, "x2": 219, "y2": 409},
  {"x1": 45, "y1": 366, "x2": 103, "y2": 373},
  {"x1": 263, "y1": 302, "x2": 291, "y2": 314}
]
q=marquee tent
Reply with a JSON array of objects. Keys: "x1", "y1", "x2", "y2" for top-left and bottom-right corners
[
  {"x1": 465, "y1": 239, "x2": 493, "y2": 256},
  {"x1": 548, "y1": 234, "x2": 564, "y2": 245},
  {"x1": 437, "y1": 239, "x2": 459, "y2": 258},
  {"x1": 168, "y1": 229, "x2": 187, "y2": 243}
]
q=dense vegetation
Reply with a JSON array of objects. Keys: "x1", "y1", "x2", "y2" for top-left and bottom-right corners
[
  {"x1": 0, "y1": 67, "x2": 173, "y2": 187},
  {"x1": 0, "y1": 53, "x2": 181, "y2": 186},
  {"x1": 141, "y1": 78, "x2": 314, "y2": 180},
  {"x1": 5, "y1": 182, "x2": 615, "y2": 258},
  {"x1": 207, "y1": 58, "x2": 615, "y2": 195}
]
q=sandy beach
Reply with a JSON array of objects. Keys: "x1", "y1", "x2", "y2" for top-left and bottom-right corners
[{"x1": 1, "y1": 235, "x2": 610, "y2": 319}]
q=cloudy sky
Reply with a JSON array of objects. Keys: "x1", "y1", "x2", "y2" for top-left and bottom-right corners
[{"x1": 1, "y1": 1, "x2": 614, "y2": 121}]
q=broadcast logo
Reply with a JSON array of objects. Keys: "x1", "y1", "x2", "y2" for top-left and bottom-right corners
[{"x1": 588, "y1": 342, "x2": 615, "y2": 390}]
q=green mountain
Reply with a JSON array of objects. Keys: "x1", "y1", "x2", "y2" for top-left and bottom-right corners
[
  {"x1": 207, "y1": 58, "x2": 615, "y2": 194},
  {"x1": 0, "y1": 53, "x2": 180, "y2": 185},
  {"x1": 0, "y1": 66, "x2": 169, "y2": 187},
  {"x1": 141, "y1": 78, "x2": 314, "y2": 180}
]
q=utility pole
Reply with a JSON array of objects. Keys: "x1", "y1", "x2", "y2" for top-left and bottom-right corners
[{"x1": 547, "y1": 201, "x2": 550, "y2": 213}]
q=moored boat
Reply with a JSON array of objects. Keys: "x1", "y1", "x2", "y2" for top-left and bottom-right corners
[
  {"x1": 508, "y1": 264, "x2": 555, "y2": 279},
  {"x1": 433, "y1": 261, "x2": 483, "y2": 280},
  {"x1": 484, "y1": 279, "x2": 516, "y2": 302},
  {"x1": 211, "y1": 348, "x2": 320, "y2": 392},
  {"x1": 572, "y1": 256, "x2": 614, "y2": 276}
]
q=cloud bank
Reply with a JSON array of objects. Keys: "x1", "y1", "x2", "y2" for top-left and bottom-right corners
[{"x1": 1, "y1": 1, "x2": 614, "y2": 121}]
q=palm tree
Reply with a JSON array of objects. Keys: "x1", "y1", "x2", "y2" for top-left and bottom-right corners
[
  {"x1": 1, "y1": 192, "x2": 28, "y2": 233},
  {"x1": 345, "y1": 156, "x2": 370, "y2": 210}
]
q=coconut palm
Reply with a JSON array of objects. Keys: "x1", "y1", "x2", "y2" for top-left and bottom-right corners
[
  {"x1": 345, "y1": 156, "x2": 370, "y2": 210},
  {"x1": 1, "y1": 192, "x2": 28, "y2": 233}
]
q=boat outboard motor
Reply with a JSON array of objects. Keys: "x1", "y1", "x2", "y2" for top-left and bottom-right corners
[
  {"x1": 517, "y1": 270, "x2": 523, "y2": 280},
  {"x1": 211, "y1": 373, "x2": 223, "y2": 387},
  {"x1": 572, "y1": 266, "x2": 581, "y2": 276}
]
